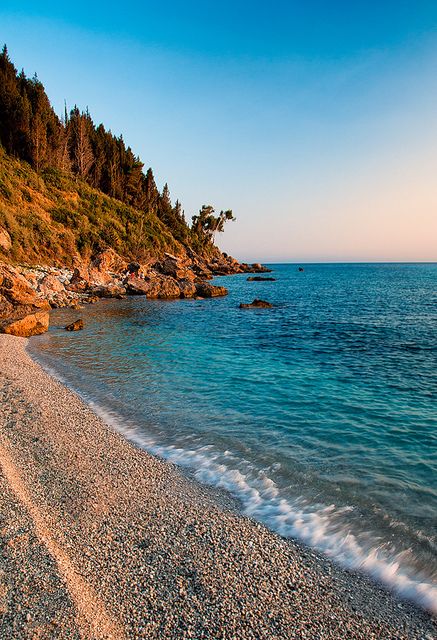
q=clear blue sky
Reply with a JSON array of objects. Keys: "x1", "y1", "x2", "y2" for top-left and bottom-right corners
[{"x1": 1, "y1": 1, "x2": 437, "y2": 261}]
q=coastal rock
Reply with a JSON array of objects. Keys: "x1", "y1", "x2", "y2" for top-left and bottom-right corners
[
  {"x1": 146, "y1": 276, "x2": 181, "y2": 299},
  {"x1": 178, "y1": 281, "x2": 197, "y2": 298},
  {"x1": 48, "y1": 291, "x2": 83, "y2": 309},
  {"x1": 68, "y1": 250, "x2": 127, "y2": 291},
  {"x1": 91, "y1": 248, "x2": 127, "y2": 277},
  {"x1": 241, "y1": 262, "x2": 272, "y2": 274},
  {"x1": 189, "y1": 257, "x2": 214, "y2": 280},
  {"x1": 89, "y1": 284, "x2": 127, "y2": 298},
  {"x1": 195, "y1": 283, "x2": 228, "y2": 298},
  {"x1": 0, "y1": 226, "x2": 12, "y2": 252},
  {"x1": 0, "y1": 264, "x2": 42, "y2": 307},
  {"x1": 38, "y1": 274, "x2": 66, "y2": 297},
  {"x1": 252, "y1": 262, "x2": 272, "y2": 273},
  {"x1": 207, "y1": 256, "x2": 243, "y2": 276},
  {"x1": 239, "y1": 298, "x2": 272, "y2": 309},
  {"x1": 125, "y1": 275, "x2": 150, "y2": 296},
  {"x1": 65, "y1": 319, "x2": 84, "y2": 331},
  {"x1": 0, "y1": 293, "x2": 14, "y2": 317},
  {"x1": 68, "y1": 267, "x2": 89, "y2": 292},
  {"x1": 156, "y1": 254, "x2": 196, "y2": 282},
  {"x1": 1, "y1": 310, "x2": 49, "y2": 337},
  {"x1": 247, "y1": 276, "x2": 276, "y2": 282},
  {"x1": 125, "y1": 273, "x2": 184, "y2": 299}
]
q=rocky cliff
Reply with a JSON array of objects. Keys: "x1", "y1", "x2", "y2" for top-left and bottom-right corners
[{"x1": 0, "y1": 152, "x2": 268, "y2": 336}]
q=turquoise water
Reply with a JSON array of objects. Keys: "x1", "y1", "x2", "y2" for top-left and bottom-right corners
[{"x1": 30, "y1": 263, "x2": 437, "y2": 611}]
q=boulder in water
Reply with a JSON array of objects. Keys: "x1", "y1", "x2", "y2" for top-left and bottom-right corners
[
  {"x1": 239, "y1": 299, "x2": 272, "y2": 309},
  {"x1": 247, "y1": 276, "x2": 276, "y2": 282},
  {"x1": 195, "y1": 283, "x2": 228, "y2": 298},
  {"x1": 65, "y1": 319, "x2": 84, "y2": 331}
]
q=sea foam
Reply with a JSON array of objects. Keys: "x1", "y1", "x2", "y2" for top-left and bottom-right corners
[{"x1": 86, "y1": 399, "x2": 437, "y2": 615}]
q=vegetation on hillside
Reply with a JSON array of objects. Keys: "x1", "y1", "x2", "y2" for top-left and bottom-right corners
[
  {"x1": 0, "y1": 147, "x2": 184, "y2": 265},
  {"x1": 0, "y1": 45, "x2": 235, "y2": 264}
]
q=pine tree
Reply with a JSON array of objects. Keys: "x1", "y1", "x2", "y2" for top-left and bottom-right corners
[
  {"x1": 0, "y1": 46, "x2": 237, "y2": 258},
  {"x1": 69, "y1": 107, "x2": 94, "y2": 178}
]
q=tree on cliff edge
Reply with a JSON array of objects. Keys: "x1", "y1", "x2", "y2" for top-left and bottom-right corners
[{"x1": 192, "y1": 205, "x2": 235, "y2": 245}]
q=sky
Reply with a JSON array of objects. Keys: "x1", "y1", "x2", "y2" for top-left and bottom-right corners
[{"x1": 1, "y1": 1, "x2": 437, "y2": 262}]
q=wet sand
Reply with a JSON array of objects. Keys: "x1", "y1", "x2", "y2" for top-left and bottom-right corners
[{"x1": 0, "y1": 334, "x2": 435, "y2": 639}]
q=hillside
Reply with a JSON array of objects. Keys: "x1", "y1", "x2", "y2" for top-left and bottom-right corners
[
  {"x1": 0, "y1": 46, "x2": 269, "y2": 336},
  {"x1": 0, "y1": 146, "x2": 186, "y2": 267},
  {"x1": 0, "y1": 45, "x2": 237, "y2": 265}
]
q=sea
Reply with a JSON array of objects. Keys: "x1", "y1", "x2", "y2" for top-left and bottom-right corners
[{"x1": 29, "y1": 263, "x2": 437, "y2": 612}]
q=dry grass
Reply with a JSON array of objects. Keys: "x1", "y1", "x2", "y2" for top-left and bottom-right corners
[{"x1": 0, "y1": 147, "x2": 184, "y2": 267}]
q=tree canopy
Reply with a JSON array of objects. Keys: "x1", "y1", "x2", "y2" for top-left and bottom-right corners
[
  {"x1": 192, "y1": 205, "x2": 235, "y2": 245},
  {"x1": 0, "y1": 45, "x2": 235, "y2": 257}
]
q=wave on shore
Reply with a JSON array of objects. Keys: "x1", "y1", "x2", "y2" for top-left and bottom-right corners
[
  {"x1": 36, "y1": 368, "x2": 435, "y2": 615},
  {"x1": 28, "y1": 263, "x2": 437, "y2": 617}
]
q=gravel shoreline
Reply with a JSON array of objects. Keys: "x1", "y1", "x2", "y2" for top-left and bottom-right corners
[{"x1": 0, "y1": 334, "x2": 435, "y2": 639}]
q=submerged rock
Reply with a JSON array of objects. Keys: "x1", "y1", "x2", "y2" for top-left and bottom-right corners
[
  {"x1": 247, "y1": 276, "x2": 276, "y2": 282},
  {"x1": 239, "y1": 299, "x2": 273, "y2": 309},
  {"x1": 65, "y1": 319, "x2": 84, "y2": 331}
]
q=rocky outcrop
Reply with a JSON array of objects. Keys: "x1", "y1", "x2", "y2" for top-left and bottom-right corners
[
  {"x1": 91, "y1": 248, "x2": 127, "y2": 276},
  {"x1": 125, "y1": 273, "x2": 185, "y2": 299},
  {"x1": 145, "y1": 276, "x2": 182, "y2": 299},
  {"x1": 240, "y1": 263, "x2": 272, "y2": 274},
  {"x1": 89, "y1": 284, "x2": 126, "y2": 298},
  {"x1": 65, "y1": 319, "x2": 84, "y2": 331},
  {"x1": 0, "y1": 264, "x2": 47, "y2": 308},
  {"x1": 20, "y1": 265, "x2": 82, "y2": 309},
  {"x1": 68, "y1": 268, "x2": 89, "y2": 292},
  {"x1": 124, "y1": 276, "x2": 150, "y2": 296},
  {"x1": 178, "y1": 281, "x2": 197, "y2": 299},
  {"x1": 155, "y1": 253, "x2": 196, "y2": 282},
  {"x1": 1, "y1": 310, "x2": 49, "y2": 337},
  {"x1": 0, "y1": 264, "x2": 53, "y2": 337},
  {"x1": 126, "y1": 269, "x2": 228, "y2": 299},
  {"x1": 0, "y1": 262, "x2": 96, "y2": 335},
  {"x1": 0, "y1": 227, "x2": 12, "y2": 253},
  {"x1": 68, "y1": 249, "x2": 128, "y2": 293},
  {"x1": 195, "y1": 283, "x2": 228, "y2": 298},
  {"x1": 0, "y1": 294, "x2": 14, "y2": 318},
  {"x1": 0, "y1": 246, "x2": 269, "y2": 336},
  {"x1": 239, "y1": 299, "x2": 273, "y2": 309}
]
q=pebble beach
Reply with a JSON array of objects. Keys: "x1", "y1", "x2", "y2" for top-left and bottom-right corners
[{"x1": 0, "y1": 334, "x2": 435, "y2": 639}]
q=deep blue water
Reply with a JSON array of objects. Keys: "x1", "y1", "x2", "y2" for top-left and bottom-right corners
[{"x1": 29, "y1": 263, "x2": 437, "y2": 611}]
